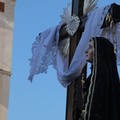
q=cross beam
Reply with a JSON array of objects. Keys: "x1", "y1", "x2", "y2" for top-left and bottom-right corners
[
  {"x1": 60, "y1": 3, "x2": 120, "y2": 40},
  {"x1": 61, "y1": 1, "x2": 86, "y2": 120}
]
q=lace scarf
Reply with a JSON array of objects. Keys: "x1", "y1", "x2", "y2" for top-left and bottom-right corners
[{"x1": 28, "y1": 5, "x2": 118, "y2": 87}]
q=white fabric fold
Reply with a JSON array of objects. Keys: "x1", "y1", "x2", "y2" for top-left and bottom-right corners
[
  {"x1": 28, "y1": 26, "x2": 60, "y2": 80},
  {"x1": 56, "y1": 5, "x2": 110, "y2": 87},
  {"x1": 29, "y1": 5, "x2": 112, "y2": 87}
]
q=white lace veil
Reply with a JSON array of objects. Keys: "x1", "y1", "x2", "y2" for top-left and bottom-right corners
[{"x1": 29, "y1": 4, "x2": 120, "y2": 87}]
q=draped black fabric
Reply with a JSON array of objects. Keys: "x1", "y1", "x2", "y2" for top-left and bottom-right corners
[{"x1": 82, "y1": 37, "x2": 120, "y2": 120}]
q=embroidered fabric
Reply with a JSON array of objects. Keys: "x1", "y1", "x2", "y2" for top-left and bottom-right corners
[
  {"x1": 29, "y1": 5, "x2": 114, "y2": 87},
  {"x1": 28, "y1": 26, "x2": 60, "y2": 80},
  {"x1": 60, "y1": 3, "x2": 80, "y2": 36}
]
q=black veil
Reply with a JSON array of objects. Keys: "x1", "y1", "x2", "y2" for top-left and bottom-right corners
[{"x1": 84, "y1": 37, "x2": 120, "y2": 120}]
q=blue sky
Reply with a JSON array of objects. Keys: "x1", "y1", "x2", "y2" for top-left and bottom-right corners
[{"x1": 8, "y1": 0, "x2": 120, "y2": 120}]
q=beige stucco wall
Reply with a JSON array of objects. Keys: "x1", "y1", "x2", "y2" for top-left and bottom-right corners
[
  {"x1": 0, "y1": 0, "x2": 15, "y2": 71},
  {"x1": 0, "y1": 0, "x2": 6, "y2": 3},
  {"x1": 0, "y1": 72, "x2": 10, "y2": 120},
  {"x1": 0, "y1": 72, "x2": 10, "y2": 108},
  {"x1": 0, "y1": 104, "x2": 8, "y2": 120},
  {"x1": 0, "y1": 0, "x2": 16, "y2": 120},
  {"x1": 0, "y1": 21, "x2": 13, "y2": 71}
]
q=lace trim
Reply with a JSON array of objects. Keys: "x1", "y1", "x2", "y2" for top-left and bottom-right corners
[
  {"x1": 29, "y1": 27, "x2": 58, "y2": 80},
  {"x1": 30, "y1": 35, "x2": 57, "y2": 74}
]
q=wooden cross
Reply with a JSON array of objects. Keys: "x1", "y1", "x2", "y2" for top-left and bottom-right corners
[
  {"x1": 59, "y1": 1, "x2": 120, "y2": 120},
  {"x1": 0, "y1": 2, "x2": 5, "y2": 12},
  {"x1": 60, "y1": 0, "x2": 87, "y2": 120}
]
